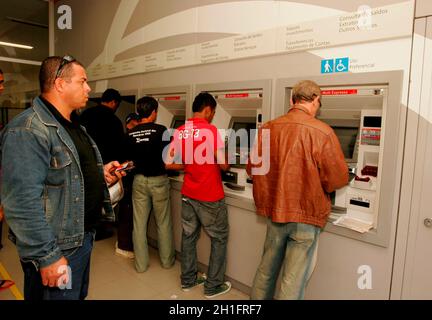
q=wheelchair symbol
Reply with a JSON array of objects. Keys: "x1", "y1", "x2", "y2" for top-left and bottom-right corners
[{"x1": 336, "y1": 59, "x2": 347, "y2": 72}]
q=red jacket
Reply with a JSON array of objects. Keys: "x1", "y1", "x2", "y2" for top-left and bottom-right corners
[{"x1": 247, "y1": 105, "x2": 348, "y2": 228}]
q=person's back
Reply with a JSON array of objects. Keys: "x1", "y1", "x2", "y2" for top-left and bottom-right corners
[
  {"x1": 249, "y1": 80, "x2": 348, "y2": 300},
  {"x1": 80, "y1": 88, "x2": 125, "y2": 164},
  {"x1": 167, "y1": 92, "x2": 232, "y2": 299},
  {"x1": 176, "y1": 118, "x2": 225, "y2": 202},
  {"x1": 252, "y1": 106, "x2": 348, "y2": 228},
  {"x1": 128, "y1": 122, "x2": 168, "y2": 177},
  {"x1": 128, "y1": 96, "x2": 174, "y2": 273}
]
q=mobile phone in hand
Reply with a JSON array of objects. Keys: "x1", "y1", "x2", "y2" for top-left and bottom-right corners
[{"x1": 111, "y1": 161, "x2": 135, "y2": 175}]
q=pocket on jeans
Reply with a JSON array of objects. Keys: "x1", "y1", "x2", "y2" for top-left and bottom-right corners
[
  {"x1": 151, "y1": 182, "x2": 169, "y2": 200},
  {"x1": 199, "y1": 201, "x2": 225, "y2": 227}
]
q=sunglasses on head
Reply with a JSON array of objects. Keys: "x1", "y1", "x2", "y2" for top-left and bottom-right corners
[{"x1": 55, "y1": 55, "x2": 76, "y2": 80}]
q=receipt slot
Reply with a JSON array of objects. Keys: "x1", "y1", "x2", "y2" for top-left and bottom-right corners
[{"x1": 275, "y1": 72, "x2": 404, "y2": 247}]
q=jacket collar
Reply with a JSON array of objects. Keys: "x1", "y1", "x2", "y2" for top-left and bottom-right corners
[
  {"x1": 32, "y1": 96, "x2": 83, "y2": 169},
  {"x1": 289, "y1": 104, "x2": 313, "y2": 116},
  {"x1": 32, "y1": 96, "x2": 63, "y2": 128}
]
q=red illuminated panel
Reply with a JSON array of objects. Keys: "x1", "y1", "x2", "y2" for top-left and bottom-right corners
[
  {"x1": 164, "y1": 96, "x2": 181, "y2": 101},
  {"x1": 225, "y1": 93, "x2": 249, "y2": 98},
  {"x1": 321, "y1": 89, "x2": 358, "y2": 96}
]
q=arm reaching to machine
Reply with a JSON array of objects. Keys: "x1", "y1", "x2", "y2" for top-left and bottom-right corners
[{"x1": 165, "y1": 144, "x2": 185, "y2": 171}]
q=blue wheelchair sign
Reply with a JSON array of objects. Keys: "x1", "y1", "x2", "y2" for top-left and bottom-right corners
[{"x1": 335, "y1": 57, "x2": 349, "y2": 73}]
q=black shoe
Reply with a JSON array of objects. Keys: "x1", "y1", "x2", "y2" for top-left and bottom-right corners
[{"x1": 94, "y1": 228, "x2": 114, "y2": 241}]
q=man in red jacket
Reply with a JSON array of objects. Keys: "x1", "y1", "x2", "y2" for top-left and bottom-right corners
[{"x1": 248, "y1": 80, "x2": 348, "y2": 300}]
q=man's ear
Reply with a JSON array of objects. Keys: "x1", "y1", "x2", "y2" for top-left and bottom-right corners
[
  {"x1": 53, "y1": 78, "x2": 65, "y2": 93},
  {"x1": 203, "y1": 105, "x2": 211, "y2": 116}
]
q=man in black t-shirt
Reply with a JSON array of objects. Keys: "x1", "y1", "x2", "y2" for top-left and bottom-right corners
[{"x1": 128, "y1": 96, "x2": 175, "y2": 272}]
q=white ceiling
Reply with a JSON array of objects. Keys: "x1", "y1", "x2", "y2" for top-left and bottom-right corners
[{"x1": 0, "y1": 0, "x2": 49, "y2": 72}]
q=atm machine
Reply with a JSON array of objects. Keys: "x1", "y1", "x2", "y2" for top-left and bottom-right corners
[
  {"x1": 317, "y1": 88, "x2": 384, "y2": 229},
  {"x1": 140, "y1": 86, "x2": 190, "y2": 131},
  {"x1": 275, "y1": 72, "x2": 403, "y2": 247},
  {"x1": 196, "y1": 80, "x2": 271, "y2": 200}
]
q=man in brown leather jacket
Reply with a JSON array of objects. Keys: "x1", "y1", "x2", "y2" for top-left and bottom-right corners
[{"x1": 247, "y1": 80, "x2": 348, "y2": 300}]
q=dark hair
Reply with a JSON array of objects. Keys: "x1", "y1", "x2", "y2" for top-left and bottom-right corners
[
  {"x1": 125, "y1": 112, "x2": 139, "y2": 124},
  {"x1": 39, "y1": 56, "x2": 84, "y2": 93},
  {"x1": 0, "y1": 68, "x2": 3, "y2": 75},
  {"x1": 192, "y1": 92, "x2": 216, "y2": 113},
  {"x1": 136, "y1": 96, "x2": 158, "y2": 118},
  {"x1": 101, "y1": 88, "x2": 121, "y2": 103}
]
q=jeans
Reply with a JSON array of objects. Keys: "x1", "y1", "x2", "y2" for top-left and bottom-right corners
[
  {"x1": 181, "y1": 196, "x2": 229, "y2": 294},
  {"x1": 20, "y1": 231, "x2": 95, "y2": 300},
  {"x1": 250, "y1": 221, "x2": 320, "y2": 300},
  {"x1": 132, "y1": 174, "x2": 174, "y2": 272}
]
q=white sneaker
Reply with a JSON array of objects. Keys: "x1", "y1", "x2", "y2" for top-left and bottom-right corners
[{"x1": 115, "y1": 242, "x2": 134, "y2": 259}]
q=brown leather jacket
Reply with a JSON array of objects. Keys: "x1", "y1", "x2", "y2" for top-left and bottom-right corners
[{"x1": 247, "y1": 105, "x2": 348, "y2": 228}]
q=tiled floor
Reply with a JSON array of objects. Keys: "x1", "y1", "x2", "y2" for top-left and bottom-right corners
[{"x1": 0, "y1": 223, "x2": 249, "y2": 300}]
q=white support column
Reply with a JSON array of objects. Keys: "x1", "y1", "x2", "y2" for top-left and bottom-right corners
[{"x1": 49, "y1": 0, "x2": 55, "y2": 56}]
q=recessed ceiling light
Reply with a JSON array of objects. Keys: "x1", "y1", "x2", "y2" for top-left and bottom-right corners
[{"x1": 0, "y1": 41, "x2": 33, "y2": 50}]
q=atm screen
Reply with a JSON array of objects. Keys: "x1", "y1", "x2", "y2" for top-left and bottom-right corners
[
  {"x1": 332, "y1": 127, "x2": 359, "y2": 163},
  {"x1": 363, "y1": 116, "x2": 382, "y2": 128},
  {"x1": 170, "y1": 116, "x2": 185, "y2": 129},
  {"x1": 227, "y1": 118, "x2": 256, "y2": 167},
  {"x1": 231, "y1": 121, "x2": 256, "y2": 150}
]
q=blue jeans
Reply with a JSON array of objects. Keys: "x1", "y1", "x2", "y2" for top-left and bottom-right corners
[
  {"x1": 181, "y1": 196, "x2": 229, "y2": 295},
  {"x1": 250, "y1": 221, "x2": 320, "y2": 300},
  {"x1": 132, "y1": 175, "x2": 174, "y2": 272},
  {"x1": 20, "y1": 231, "x2": 94, "y2": 300}
]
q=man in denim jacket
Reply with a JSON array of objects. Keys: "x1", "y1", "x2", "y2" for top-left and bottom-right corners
[{"x1": 0, "y1": 56, "x2": 123, "y2": 300}]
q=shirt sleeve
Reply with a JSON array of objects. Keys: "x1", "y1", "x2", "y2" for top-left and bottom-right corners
[{"x1": 169, "y1": 127, "x2": 184, "y2": 164}]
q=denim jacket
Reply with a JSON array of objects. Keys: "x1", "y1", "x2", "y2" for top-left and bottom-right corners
[{"x1": 0, "y1": 97, "x2": 114, "y2": 269}]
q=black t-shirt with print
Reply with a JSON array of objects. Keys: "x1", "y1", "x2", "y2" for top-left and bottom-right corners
[{"x1": 127, "y1": 122, "x2": 169, "y2": 177}]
